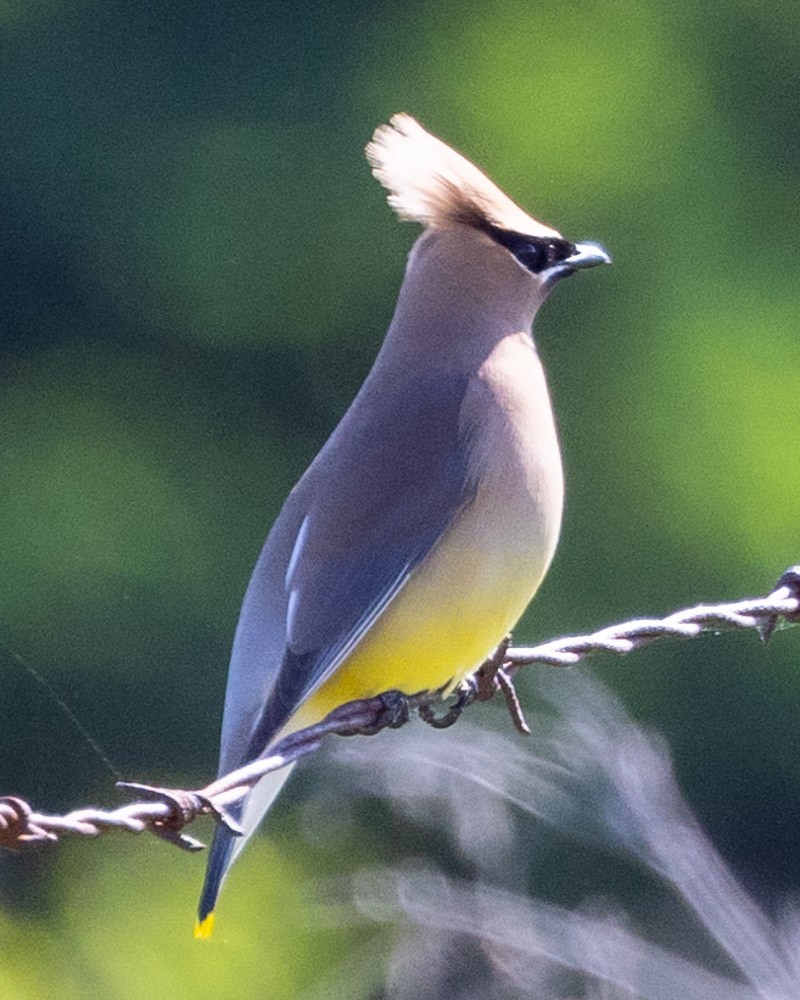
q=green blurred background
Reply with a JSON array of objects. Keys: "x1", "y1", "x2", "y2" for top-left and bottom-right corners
[{"x1": 1, "y1": 0, "x2": 799, "y2": 995}]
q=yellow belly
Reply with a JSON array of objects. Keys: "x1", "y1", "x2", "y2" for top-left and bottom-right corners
[{"x1": 287, "y1": 494, "x2": 553, "y2": 734}]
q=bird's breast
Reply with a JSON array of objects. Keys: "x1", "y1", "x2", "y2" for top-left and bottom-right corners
[{"x1": 290, "y1": 332, "x2": 563, "y2": 728}]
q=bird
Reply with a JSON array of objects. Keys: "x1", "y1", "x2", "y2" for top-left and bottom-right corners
[{"x1": 195, "y1": 114, "x2": 610, "y2": 938}]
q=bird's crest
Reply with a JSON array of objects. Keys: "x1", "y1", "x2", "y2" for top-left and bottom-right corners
[{"x1": 366, "y1": 114, "x2": 560, "y2": 239}]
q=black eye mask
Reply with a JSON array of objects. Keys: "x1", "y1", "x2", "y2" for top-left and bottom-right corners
[{"x1": 488, "y1": 228, "x2": 577, "y2": 275}]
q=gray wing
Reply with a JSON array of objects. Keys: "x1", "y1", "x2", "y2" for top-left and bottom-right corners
[{"x1": 219, "y1": 369, "x2": 474, "y2": 771}]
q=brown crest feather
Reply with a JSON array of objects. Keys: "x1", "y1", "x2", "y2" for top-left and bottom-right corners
[{"x1": 366, "y1": 114, "x2": 561, "y2": 239}]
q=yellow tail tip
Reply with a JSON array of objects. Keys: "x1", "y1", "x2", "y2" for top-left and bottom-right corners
[{"x1": 194, "y1": 912, "x2": 216, "y2": 940}]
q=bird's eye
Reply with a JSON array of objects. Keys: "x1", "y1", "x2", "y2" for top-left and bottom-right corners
[
  {"x1": 489, "y1": 229, "x2": 576, "y2": 276},
  {"x1": 512, "y1": 242, "x2": 547, "y2": 272}
]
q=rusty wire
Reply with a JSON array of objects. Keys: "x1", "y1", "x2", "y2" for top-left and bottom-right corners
[{"x1": 2, "y1": 565, "x2": 798, "y2": 854}]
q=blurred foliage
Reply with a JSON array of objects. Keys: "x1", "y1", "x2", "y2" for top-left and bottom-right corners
[{"x1": 1, "y1": 0, "x2": 799, "y2": 996}]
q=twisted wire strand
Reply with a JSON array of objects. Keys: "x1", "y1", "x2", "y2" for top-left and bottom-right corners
[{"x1": 2, "y1": 566, "x2": 798, "y2": 853}]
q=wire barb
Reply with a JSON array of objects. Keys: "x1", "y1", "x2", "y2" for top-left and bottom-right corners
[
  {"x1": 757, "y1": 565, "x2": 800, "y2": 645},
  {"x1": 336, "y1": 690, "x2": 411, "y2": 736},
  {"x1": 115, "y1": 782, "x2": 237, "y2": 851},
  {"x1": 0, "y1": 796, "x2": 57, "y2": 848},
  {"x1": 1, "y1": 567, "x2": 797, "y2": 854}
]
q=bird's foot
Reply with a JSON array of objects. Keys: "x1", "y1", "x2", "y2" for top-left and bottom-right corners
[{"x1": 417, "y1": 678, "x2": 477, "y2": 729}]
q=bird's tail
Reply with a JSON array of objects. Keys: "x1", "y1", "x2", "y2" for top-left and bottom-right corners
[
  {"x1": 195, "y1": 763, "x2": 296, "y2": 938},
  {"x1": 195, "y1": 820, "x2": 237, "y2": 939}
]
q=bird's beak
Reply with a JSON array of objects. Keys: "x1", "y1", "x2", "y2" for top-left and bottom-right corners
[
  {"x1": 564, "y1": 242, "x2": 612, "y2": 270},
  {"x1": 543, "y1": 241, "x2": 611, "y2": 284}
]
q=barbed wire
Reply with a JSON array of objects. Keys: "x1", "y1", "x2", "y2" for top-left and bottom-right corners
[{"x1": 2, "y1": 566, "x2": 798, "y2": 854}]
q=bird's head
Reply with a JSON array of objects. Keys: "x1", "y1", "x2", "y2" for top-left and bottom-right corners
[{"x1": 366, "y1": 114, "x2": 610, "y2": 315}]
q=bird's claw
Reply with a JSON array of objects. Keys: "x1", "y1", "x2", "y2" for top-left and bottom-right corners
[{"x1": 418, "y1": 678, "x2": 477, "y2": 729}]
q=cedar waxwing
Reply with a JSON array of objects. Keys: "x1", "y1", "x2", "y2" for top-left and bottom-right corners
[{"x1": 196, "y1": 114, "x2": 610, "y2": 937}]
